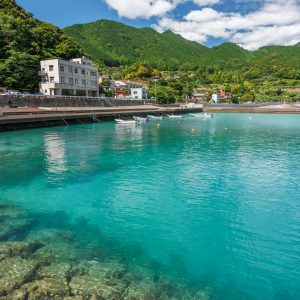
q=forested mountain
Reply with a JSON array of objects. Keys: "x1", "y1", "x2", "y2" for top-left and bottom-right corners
[
  {"x1": 65, "y1": 20, "x2": 300, "y2": 70},
  {"x1": 0, "y1": 0, "x2": 84, "y2": 92},
  {"x1": 64, "y1": 20, "x2": 208, "y2": 68}
]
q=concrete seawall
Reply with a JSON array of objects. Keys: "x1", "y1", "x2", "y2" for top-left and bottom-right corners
[{"x1": 0, "y1": 96, "x2": 151, "y2": 108}]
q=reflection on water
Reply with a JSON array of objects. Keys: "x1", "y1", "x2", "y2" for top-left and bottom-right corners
[{"x1": 44, "y1": 132, "x2": 67, "y2": 175}]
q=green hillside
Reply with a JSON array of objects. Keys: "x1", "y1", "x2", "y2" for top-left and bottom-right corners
[
  {"x1": 0, "y1": 0, "x2": 84, "y2": 92},
  {"x1": 253, "y1": 45, "x2": 300, "y2": 67},
  {"x1": 201, "y1": 43, "x2": 250, "y2": 65},
  {"x1": 64, "y1": 20, "x2": 300, "y2": 70},
  {"x1": 64, "y1": 20, "x2": 208, "y2": 67}
]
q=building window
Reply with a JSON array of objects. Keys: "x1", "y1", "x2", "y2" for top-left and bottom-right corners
[
  {"x1": 81, "y1": 70, "x2": 85, "y2": 75},
  {"x1": 90, "y1": 71, "x2": 97, "y2": 77},
  {"x1": 74, "y1": 68, "x2": 78, "y2": 74},
  {"x1": 60, "y1": 65, "x2": 64, "y2": 72},
  {"x1": 69, "y1": 78, "x2": 74, "y2": 85},
  {"x1": 82, "y1": 79, "x2": 86, "y2": 85},
  {"x1": 134, "y1": 91, "x2": 137, "y2": 94},
  {"x1": 68, "y1": 66, "x2": 73, "y2": 73},
  {"x1": 45, "y1": 90, "x2": 47, "y2": 94},
  {"x1": 49, "y1": 77, "x2": 54, "y2": 83},
  {"x1": 60, "y1": 76, "x2": 65, "y2": 84},
  {"x1": 49, "y1": 65, "x2": 54, "y2": 71},
  {"x1": 75, "y1": 78, "x2": 79, "y2": 84}
]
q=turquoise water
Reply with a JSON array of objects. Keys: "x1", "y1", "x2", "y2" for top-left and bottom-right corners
[{"x1": 1, "y1": 113, "x2": 300, "y2": 299}]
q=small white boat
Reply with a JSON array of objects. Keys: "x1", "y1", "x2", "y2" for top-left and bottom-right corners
[
  {"x1": 133, "y1": 116, "x2": 148, "y2": 122},
  {"x1": 203, "y1": 113, "x2": 215, "y2": 119},
  {"x1": 189, "y1": 113, "x2": 214, "y2": 119},
  {"x1": 189, "y1": 113, "x2": 203, "y2": 118},
  {"x1": 167, "y1": 114, "x2": 182, "y2": 119},
  {"x1": 147, "y1": 115, "x2": 164, "y2": 120},
  {"x1": 115, "y1": 119, "x2": 137, "y2": 125}
]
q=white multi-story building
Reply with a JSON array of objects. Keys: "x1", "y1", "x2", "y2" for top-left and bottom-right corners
[
  {"x1": 130, "y1": 88, "x2": 147, "y2": 100},
  {"x1": 39, "y1": 57, "x2": 99, "y2": 97}
]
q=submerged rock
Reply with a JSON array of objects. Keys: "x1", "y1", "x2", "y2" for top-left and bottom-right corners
[
  {"x1": 0, "y1": 204, "x2": 36, "y2": 241},
  {"x1": 0, "y1": 241, "x2": 43, "y2": 262},
  {"x1": 23, "y1": 277, "x2": 70, "y2": 300},
  {"x1": 70, "y1": 274, "x2": 127, "y2": 299},
  {"x1": 0, "y1": 256, "x2": 38, "y2": 296},
  {"x1": 2, "y1": 263, "x2": 72, "y2": 300},
  {"x1": 0, "y1": 204, "x2": 27, "y2": 219}
]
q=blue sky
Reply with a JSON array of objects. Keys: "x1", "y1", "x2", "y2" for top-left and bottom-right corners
[{"x1": 16, "y1": 0, "x2": 300, "y2": 50}]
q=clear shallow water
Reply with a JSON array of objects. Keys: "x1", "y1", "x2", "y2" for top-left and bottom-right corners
[{"x1": 1, "y1": 113, "x2": 300, "y2": 299}]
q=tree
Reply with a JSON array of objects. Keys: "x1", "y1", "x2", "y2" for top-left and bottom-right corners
[
  {"x1": 0, "y1": 51, "x2": 39, "y2": 92},
  {"x1": 156, "y1": 86, "x2": 176, "y2": 104}
]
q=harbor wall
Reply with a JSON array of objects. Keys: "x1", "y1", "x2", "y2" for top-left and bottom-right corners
[{"x1": 0, "y1": 96, "x2": 152, "y2": 108}]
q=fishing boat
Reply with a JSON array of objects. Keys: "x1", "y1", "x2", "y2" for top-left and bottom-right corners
[
  {"x1": 166, "y1": 114, "x2": 182, "y2": 119},
  {"x1": 147, "y1": 115, "x2": 164, "y2": 120},
  {"x1": 133, "y1": 116, "x2": 148, "y2": 122},
  {"x1": 115, "y1": 119, "x2": 137, "y2": 125}
]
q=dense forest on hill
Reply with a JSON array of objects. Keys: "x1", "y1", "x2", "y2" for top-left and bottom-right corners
[
  {"x1": 64, "y1": 20, "x2": 208, "y2": 68},
  {"x1": 64, "y1": 20, "x2": 300, "y2": 71},
  {"x1": 0, "y1": 0, "x2": 84, "y2": 92},
  {"x1": 1, "y1": 0, "x2": 300, "y2": 102}
]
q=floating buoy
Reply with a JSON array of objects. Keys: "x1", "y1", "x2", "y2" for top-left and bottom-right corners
[
  {"x1": 157, "y1": 123, "x2": 160, "y2": 128},
  {"x1": 225, "y1": 128, "x2": 227, "y2": 130},
  {"x1": 192, "y1": 128, "x2": 196, "y2": 134}
]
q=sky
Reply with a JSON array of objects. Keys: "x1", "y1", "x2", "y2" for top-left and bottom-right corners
[{"x1": 17, "y1": 0, "x2": 300, "y2": 50}]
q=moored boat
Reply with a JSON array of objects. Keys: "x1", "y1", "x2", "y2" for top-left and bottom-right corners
[
  {"x1": 189, "y1": 113, "x2": 214, "y2": 119},
  {"x1": 115, "y1": 119, "x2": 137, "y2": 125},
  {"x1": 189, "y1": 113, "x2": 203, "y2": 118},
  {"x1": 147, "y1": 115, "x2": 164, "y2": 120},
  {"x1": 203, "y1": 113, "x2": 215, "y2": 119},
  {"x1": 133, "y1": 116, "x2": 148, "y2": 122},
  {"x1": 166, "y1": 114, "x2": 182, "y2": 118}
]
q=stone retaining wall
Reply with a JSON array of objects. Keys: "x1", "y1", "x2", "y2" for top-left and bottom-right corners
[{"x1": 0, "y1": 96, "x2": 152, "y2": 107}]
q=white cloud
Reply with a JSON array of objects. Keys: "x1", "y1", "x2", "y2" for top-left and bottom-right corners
[
  {"x1": 193, "y1": 0, "x2": 220, "y2": 6},
  {"x1": 154, "y1": 0, "x2": 300, "y2": 50},
  {"x1": 104, "y1": 0, "x2": 185, "y2": 19}
]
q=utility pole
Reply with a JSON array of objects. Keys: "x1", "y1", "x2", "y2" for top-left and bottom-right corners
[{"x1": 152, "y1": 76, "x2": 160, "y2": 104}]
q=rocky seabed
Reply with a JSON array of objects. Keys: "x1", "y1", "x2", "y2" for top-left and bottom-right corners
[{"x1": 0, "y1": 203, "x2": 210, "y2": 300}]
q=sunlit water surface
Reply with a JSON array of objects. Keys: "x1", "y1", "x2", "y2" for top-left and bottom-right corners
[{"x1": 1, "y1": 113, "x2": 300, "y2": 299}]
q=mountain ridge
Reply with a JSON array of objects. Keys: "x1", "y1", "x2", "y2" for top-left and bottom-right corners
[{"x1": 64, "y1": 19, "x2": 300, "y2": 68}]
